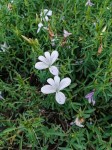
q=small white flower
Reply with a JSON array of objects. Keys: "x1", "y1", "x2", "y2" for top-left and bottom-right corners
[
  {"x1": 85, "y1": 0, "x2": 94, "y2": 6},
  {"x1": 35, "y1": 51, "x2": 59, "y2": 76},
  {"x1": 0, "y1": 91, "x2": 3, "y2": 100},
  {"x1": 41, "y1": 76, "x2": 71, "y2": 104},
  {"x1": 37, "y1": 22, "x2": 48, "y2": 33},
  {"x1": 40, "y1": 9, "x2": 52, "y2": 22},
  {"x1": 70, "y1": 117, "x2": 84, "y2": 127},
  {"x1": 51, "y1": 36, "x2": 59, "y2": 47},
  {"x1": 63, "y1": 30, "x2": 72, "y2": 38},
  {"x1": 0, "y1": 42, "x2": 9, "y2": 52},
  {"x1": 37, "y1": 22, "x2": 43, "y2": 33},
  {"x1": 51, "y1": 39, "x2": 56, "y2": 47}
]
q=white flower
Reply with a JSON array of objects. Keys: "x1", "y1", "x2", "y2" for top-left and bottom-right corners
[
  {"x1": 70, "y1": 117, "x2": 84, "y2": 127},
  {"x1": 0, "y1": 42, "x2": 9, "y2": 52},
  {"x1": 41, "y1": 76, "x2": 71, "y2": 104},
  {"x1": 37, "y1": 9, "x2": 52, "y2": 33},
  {"x1": 37, "y1": 22, "x2": 48, "y2": 33},
  {"x1": 63, "y1": 30, "x2": 72, "y2": 38},
  {"x1": 51, "y1": 39, "x2": 56, "y2": 47},
  {"x1": 85, "y1": 0, "x2": 94, "y2": 6},
  {"x1": 37, "y1": 22, "x2": 43, "y2": 33},
  {"x1": 35, "y1": 51, "x2": 59, "y2": 76},
  {"x1": 40, "y1": 9, "x2": 52, "y2": 22},
  {"x1": 51, "y1": 36, "x2": 59, "y2": 47}
]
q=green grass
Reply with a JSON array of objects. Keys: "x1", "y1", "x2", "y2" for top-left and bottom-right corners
[{"x1": 0, "y1": 0, "x2": 112, "y2": 149}]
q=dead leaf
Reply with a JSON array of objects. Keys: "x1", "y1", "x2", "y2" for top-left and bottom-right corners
[
  {"x1": 8, "y1": 3, "x2": 13, "y2": 10},
  {"x1": 97, "y1": 44, "x2": 103, "y2": 55},
  {"x1": 80, "y1": 118, "x2": 85, "y2": 123},
  {"x1": 61, "y1": 38, "x2": 67, "y2": 46},
  {"x1": 48, "y1": 27, "x2": 54, "y2": 40}
]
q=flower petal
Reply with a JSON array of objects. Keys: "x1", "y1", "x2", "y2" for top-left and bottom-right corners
[
  {"x1": 92, "y1": 100, "x2": 95, "y2": 105},
  {"x1": 37, "y1": 28, "x2": 41, "y2": 33},
  {"x1": 85, "y1": 91, "x2": 94, "y2": 98},
  {"x1": 43, "y1": 9, "x2": 52, "y2": 16},
  {"x1": 37, "y1": 23, "x2": 43, "y2": 33},
  {"x1": 45, "y1": 16, "x2": 49, "y2": 21},
  {"x1": 55, "y1": 92, "x2": 66, "y2": 104},
  {"x1": 54, "y1": 76, "x2": 60, "y2": 88},
  {"x1": 91, "y1": 98, "x2": 95, "y2": 105},
  {"x1": 49, "y1": 66, "x2": 59, "y2": 76},
  {"x1": 41, "y1": 85, "x2": 56, "y2": 94},
  {"x1": 63, "y1": 30, "x2": 72, "y2": 38},
  {"x1": 38, "y1": 56, "x2": 48, "y2": 64},
  {"x1": 51, "y1": 39, "x2": 55, "y2": 47},
  {"x1": 88, "y1": 97, "x2": 92, "y2": 103},
  {"x1": 51, "y1": 50, "x2": 59, "y2": 64},
  {"x1": 1, "y1": 42, "x2": 9, "y2": 52},
  {"x1": 46, "y1": 10, "x2": 52, "y2": 16},
  {"x1": 35, "y1": 62, "x2": 48, "y2": 70},
  {"x1": 59, "y1": 77, "x2": 71, "y2": 90},
  {"x1": 43, "y1": 9, "x2": 48, "y2": 14},
  {"x1": 47, "y1": 78, "x2": 55, "y2": 87},
  {"x1": 44, "y1": 51, "x2": 51, "y2": 63},
  {"x1": 38, "y1": 22, "x2": 43, "y2": 28}
]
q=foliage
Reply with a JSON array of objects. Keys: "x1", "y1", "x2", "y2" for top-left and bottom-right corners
[{"x1": 0, "y1": 0, "x2": 112, "y2": 149}]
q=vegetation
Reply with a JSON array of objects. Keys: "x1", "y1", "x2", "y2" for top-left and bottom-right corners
[{"x1": 0, "y1": 0, "x2": 112, "y2": 149}]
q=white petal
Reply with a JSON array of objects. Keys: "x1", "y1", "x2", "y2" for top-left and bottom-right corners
[
  {"x1": 63, "y1": 30, "x2": 72, "y2": 38},
  {"x1": 59, "y1": 78, "x2": 71, "y2": 90},
  {"x1": 37, "y1": 28, "x2": 41, "y2": 33},
  {"x1": 43, "y1": 9, "x2": 52, "y2": 16},
  {"x1": 55, "y1": 92, "x2": 66, "y2": 104},
  {"x1": 47, "y1": 78, "x2": 55, "y2": 87},
  {"x1": 1, "y1": 42, "x2": 9, "y2": 52},
  {"x1": 51, "y1": 40, "x2": 55, "y2": 46},
  {"x1": 41, "y1": 85, "x2": 56, "y2": 94},
  {"x1": 38, "y1": 22, "x2": 43, "y2": 28},
  {"x1": 44, "y1": 51, "x2": 51, "y2": 63},
  {"x1": 51, "y1": 50, "x2": 59, "y2": 64},
  {"x1": 46, "y1": 10, "x2": 52, "y2": 16},
  {"x1": 43, "y1": 9, "x2": 48, "y2": 14},
  {"x1": 54, "y1": 76, "x2": 60, "y2": 88},
  {"x1": 45, "y1": 16, "x2": 49, "y2": 21},
  {"x1": 38, "y1": 56, "x2": 48, "y2": 64},
  {"x1": 49, "y1": 66, "x2": 59, "y2": 76},
  {"x1": 37, "y1": 23, "x2": 43, "y2": 33},
  {"x1": 35, "y1": 62, "x2": 48, "y2": 70},
  {"x1": 76, "y1": 124, "x2": 84, "y2": 127}
]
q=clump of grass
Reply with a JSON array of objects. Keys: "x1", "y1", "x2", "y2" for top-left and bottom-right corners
[{"x1": 0, "y1": 0, "x2": 112, "y2": 149}]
